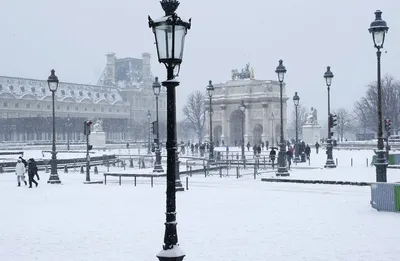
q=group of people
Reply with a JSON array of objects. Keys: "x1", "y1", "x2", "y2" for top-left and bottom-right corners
[{"x1": 15, "y1": 157, "x2": 40, "y2": 188}]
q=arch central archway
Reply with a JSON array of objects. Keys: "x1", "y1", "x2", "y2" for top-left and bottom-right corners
[
  {"x1": 253, "y1": 124, "x2": 263, "y2": 145},
  {"x1": 230, "y1": 110, "x2": 244, "y2": 146},
  {"x1": 213, "y1": 125, "x2": 222, "y2": 146}
]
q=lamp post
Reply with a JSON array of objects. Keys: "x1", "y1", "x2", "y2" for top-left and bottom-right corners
[
  {"x1": 147, "y1": 110, "x2": 152, "y2": 155},
  {"x1": 293, "y1": 92, "x2": 300, "y2": 163},
  {"x1": 207, "y1": 80, "x2": 215, "y2": 163},
  {"x1": 323, "y1": 66, "x2": 336, "y2": 168},
  {"x1": 66, "y1": 115, "x2": 72, "y2": 151},
  {"x1": 369, "y1": 10, "x2": 389, "y2": 182},
  {"x1": 47, "y1": 69, "x2": 61, "y2": 184},
  {"x1": 240, "y1": 100, "x2": 246, "y2": 161},
  {"x1": 275, "y1": 60, "x2": 289, "y2": 176},
  {"x1": 153, "y1": 77, "x2": 164, "y2": 172},
  {"x1": 149, "y1": 0, "x2": 191, "y2": 260}
]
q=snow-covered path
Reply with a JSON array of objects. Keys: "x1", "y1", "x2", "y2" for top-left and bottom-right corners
[{"x1": 1, "y1": 166, "x2": 399, "y2": 261}]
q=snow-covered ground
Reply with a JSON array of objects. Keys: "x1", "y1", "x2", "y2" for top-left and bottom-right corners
[{"x1": 1, "y1": 148, "x2": 399, "y2": 261}]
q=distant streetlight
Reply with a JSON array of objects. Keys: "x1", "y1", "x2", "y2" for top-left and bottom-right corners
[
  {"x1": 293, "y1": 92, "x2": 300, "y2": 163},
  {"x1": 152, "y1": 77, "x2": 163, "y2": 172},
  {"x1": 275, "y1": 60, "x2": 289, "y2": 176},
  {"x1": 66, "y1": 115, "x2": 72, "y2": 151},
  {"x1": 324, "y1": 66, "x2": 336, "y2": 168},
  {"x1": 369, "y1": 10, "x2": 389, "y2": 182},
  {"x1": 147, "y1": 110, "x2": 152, "y2": 155},
  {"x1": 240, "y1": 100, "x2": 246, "y2": 161},
  {"x1": 206, "y1": 80, "x2": 215, "y2": 162},
  {"x1": 47, "y1": 69, "x2": 61, "y2": 184},
  {"x1": 271, "y1": 112, "x2": 275, "y2": 147}
]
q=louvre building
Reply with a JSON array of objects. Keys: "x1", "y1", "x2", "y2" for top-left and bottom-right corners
[{"x1": 0, "y1": 52, "x2": 166, "y2": 143}]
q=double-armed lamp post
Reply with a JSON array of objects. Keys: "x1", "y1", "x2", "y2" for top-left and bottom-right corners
[
  {"x1": 149, "y1": 0, "x2": 191, "y2": 259},
  {"x1": 369, "y1": 10, "x2": 389, "y2": 182}
]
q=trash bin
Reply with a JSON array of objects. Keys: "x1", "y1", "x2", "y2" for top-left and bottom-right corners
[
  {"x1": 395, "y1": 185, "x2": 400, "y2": 212},
  {"x1": 370, "y1": 183, "x2": 396, "y2": 212}
]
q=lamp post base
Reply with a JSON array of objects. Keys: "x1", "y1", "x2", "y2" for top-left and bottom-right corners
[
  {"x1": 176, "y1": 180, "x2": 184, "y2": 192},
  {"x1": 276, "y1": 148, "x2": 289, "y2": 176},
  {"x1": 276, "y1": 167, "x2": 289, "y2": 176},
  {"x1": 157, "y1": 256, "x2": 185, "y2": 261},
  {"x1": 375, "y1": 149, "x2": 388, "y2": 182},
  {"x1": 157, "y1": 246, "x2": 185, "y2": 261},
  {"x1": 153, "y1": 163, "x2": 164, "y2": 172},
  {"x1": 324, "y1": 159, "x2": 336, "y2": 168},
  {"x1": 47, "y1": 174, "x2": 62, "y2": 184}
]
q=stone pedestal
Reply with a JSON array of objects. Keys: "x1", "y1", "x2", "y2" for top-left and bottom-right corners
[
  {"x1": 302, "y1": 124, "x2": 321, "y2": 145},
  {"x1": 90, "y1": 132, "x2": 106, "y2": 148}
]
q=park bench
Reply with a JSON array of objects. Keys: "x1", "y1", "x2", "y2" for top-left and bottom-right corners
[{"x1": 103, "y1": 172, "x2": 166, "y2": 187}]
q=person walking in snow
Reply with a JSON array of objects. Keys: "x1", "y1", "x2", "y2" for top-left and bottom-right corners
[
  {"x1": 27, "y1": 158, "x2": 39, "y2": 188},
  {"x1": 15, "y1": 158, "x2": 27, "y2": 187}
]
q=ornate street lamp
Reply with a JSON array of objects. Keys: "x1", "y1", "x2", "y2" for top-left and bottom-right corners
[
  {"x1": 293, "y1": 92, "x2": 300, "y2": 163},
  {"x1": 240, "y1": 100, "x2": 246, "y2": 161},
  {"x1": 147, "y1": 110, "x2": 152, "y2": 155},
  {"x1": 149, "y1": 0, "x2": 191, "y2": 259},
  {"x1": 207, "y1": 80, "x2": 215, "y2": 162},
  {"x1": 275, "y1": 60, "x2": 289, "y2": 176},
  {"x1": 47, "y1": 69, "x2": 61, "y2": 184},
  {"x1": 323, "y1": 66, "x2": 336, "y2": 168},
  {"x1": 153, "y1": 77, "x2": 164, "y2": 172},
  {"x1": 369, "y1": 10, "x2": 389, "y2": 182}
]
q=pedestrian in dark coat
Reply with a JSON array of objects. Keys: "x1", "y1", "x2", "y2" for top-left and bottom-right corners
[
  {"x1": 305, "y1": 145, "x2": 311, "y2": 160},
  {"x1": 28, "y1": 158, "x2": 39, "y2": 188},
  {"x1": 269, "y1": 148, "x2": 276, "y2": 169}
]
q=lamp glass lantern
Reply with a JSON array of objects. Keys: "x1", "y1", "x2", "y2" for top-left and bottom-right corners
[
  {"x1": 324, "y1": 66, "x2": 334, "y2": 87},
  {"x1": 206, "y1": 80, "x2": 214, "y2": 98},
  {"x1": 293, "y1": 92, "x2": 300, "y2": 106},
  {"x1": 153, "y1": 77, "x2": 161, "y2": 96},
  {"x1": 148, "y1": 1, "x2": 191, "y2": 68},
  {"x1": 47, "y1": 69, "x2": 59, "y2": 92},
  {"x1": 369, "y1": 10, "x2": 389, "y2": 49},
  {"x1": 275, "y1": 59, "x2": 287, "y2": 83}
]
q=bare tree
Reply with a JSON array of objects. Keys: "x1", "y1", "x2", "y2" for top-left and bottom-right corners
[
  {"x1": 177, "y1": 120, "x2": 194, "y2": 143},
  {"x1": 131, "y1": 119, "x2": 149, "y2": 142},
  {"x1": 289, "y1": 104, "x2": 308, "y2": 138},
  {"x1": 182, "y1": 91, "x2": 206, "y2": 143},
  {"x1": 332, "y1": 108, "x2": 352, "y2": 141},
  {"x1": 353, "y1": 75, "x2": 400, "y2": 134}
]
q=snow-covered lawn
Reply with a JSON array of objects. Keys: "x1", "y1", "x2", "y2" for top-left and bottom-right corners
[{"x1": 1, "y1": 149, "x2": 399, "y2": 261}]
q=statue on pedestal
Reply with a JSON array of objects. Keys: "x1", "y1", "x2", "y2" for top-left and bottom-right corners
[
  {"x1": 306, "y1": 107, "x2": 318, "y2": 125},
  {"x1": 93, "y1": 120, "x2": 103, "y2": 132}
]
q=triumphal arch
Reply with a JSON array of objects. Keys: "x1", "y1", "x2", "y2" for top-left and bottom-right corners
[{"x1": 204, "y1": 64, "x2": 289, "y2": 147}]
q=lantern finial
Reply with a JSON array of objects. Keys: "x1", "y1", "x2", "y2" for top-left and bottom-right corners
[{"x1": 160, "y1": 0, "x2": 180, "y2": 16}]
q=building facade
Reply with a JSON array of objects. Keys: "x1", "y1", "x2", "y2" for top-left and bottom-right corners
[
  {"x1": 204, "y1": 65, "x2": 289, "y2": 147},
  {"x1": 0, "y1": 52, "x2": 166, "y2": 143}
]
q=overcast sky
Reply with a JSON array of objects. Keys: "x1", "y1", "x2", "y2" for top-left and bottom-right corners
[{"x1": 1, "y1": 0, "x2": 399, "y2": 121}]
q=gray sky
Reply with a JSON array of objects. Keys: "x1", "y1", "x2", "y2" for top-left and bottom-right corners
[{"x1": 1, "y1": 0, "x2": 399, "y2": 121}]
